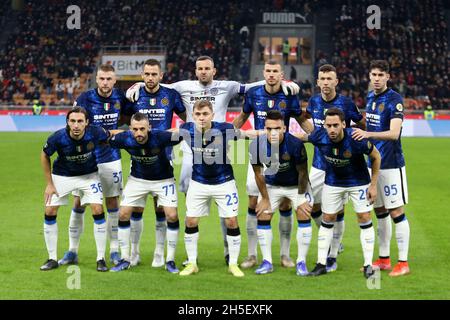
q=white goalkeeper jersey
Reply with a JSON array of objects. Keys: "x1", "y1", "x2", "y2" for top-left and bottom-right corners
[
  {"x1": 162, "y1": 80, "x2": 264, "y2": 122},
  {"x1": 162, "y1": 79, "x2": 264, "y2": 152}
]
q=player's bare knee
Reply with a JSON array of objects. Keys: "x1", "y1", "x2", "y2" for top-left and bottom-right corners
[
  {"x1": 90, "y1": 204, "x2": 104, "y2": 215},
  {"x1": 375, "y1": 206, "x2": 387, "y2": 215},
  {"x1": 45, "y1": 206, "x2": 58, "y2": 216},
  {"x1": 185, "y1": 217, "x2": 199, "y2": 228},
  {"x1": 322, "y1": 213, "x2": 336, "y2": 223},
  {"x1": 312, "y1": 203, "x2": 321, "y2": 212},
  {"x1": 248, "y1": 196, "x2": 258, "y2": 209},
  {"x1": 164, "y1": 207, "x2": 178, "y2": 222},
  {"x1": 357, "y1": 212, "x2": 371, "y2": 224},
  {"x1": 105, "y1": 196, "x2": 118, "y2": 210},
  {"x1": 225, "y1": 217, "x2": 239, "y2": 229},
  {"x1": 389, "y1": 206, "x2": 404, "y2": 218},
  {"x1": 119, "y1": 206, "x2": 133, "y2": 221}
]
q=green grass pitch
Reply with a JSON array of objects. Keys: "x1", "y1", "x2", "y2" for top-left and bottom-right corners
[{"x1": 0, "y1": 132, "x2": 449, "y2": 300}]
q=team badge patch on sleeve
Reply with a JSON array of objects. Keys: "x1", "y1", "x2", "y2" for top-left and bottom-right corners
[{"x1": 396, "y1": 103, "x2": 404, "y2": 112}]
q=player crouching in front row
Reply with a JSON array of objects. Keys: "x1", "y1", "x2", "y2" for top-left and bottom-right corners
[
  {"x1": 171, "y1": 100, "x2": 259, "y2": 277},
  {"x1": 297, "y1": 107, "x2": 381, "y2": 278},
  {"x1": 249, "y1": 110, "x2": 314, "y2": 276}
]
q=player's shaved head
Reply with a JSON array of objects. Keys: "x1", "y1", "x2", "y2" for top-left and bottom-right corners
[
  {"x1": 196, "y1": 56, "x2": 214, "y2": 66},
  {"x1": 195, "y1": 56, "x2": 216, "y2": 86}
]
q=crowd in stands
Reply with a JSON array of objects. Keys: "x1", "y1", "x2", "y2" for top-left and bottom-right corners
[
  {"x1": 326, "y1": 0, "x2": 449, "y2": 110},
  {"x1": 0, "y1": 0, "x2": 448, "y2": 110}
]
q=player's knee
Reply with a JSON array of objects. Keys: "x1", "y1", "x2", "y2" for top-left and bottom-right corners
[
  {"x1": 225, "y1": 217, "x2": 239, "y2": 229},
  {"x1": 312, "y1": 203, "x2": 321, "y2": 212},
  {"x1": 185, "y1": 217, "x2": 198, "y2": 228},
  {"x1": 357, "y1": 212, "x2": 371, "y2": 224},
  {"x1": 105, "y1": 196, "x2": 119, "y2": 209},
  {"x1": 322, "y1": 213, "x2": 336, "y2": 223},
  {"x1": 90, "y1": 204, "x2": 104, "y2": 215},
  {"x1": 45, "y1": 206, "x2": 58, "y2": 216},
  {"x1": 119, "y1": 207, "x2": 133, "y2": 221},
  {"x1": 374, "y1": 206, "x2": 387, "y2": 214},
  {"x1": 164, "y1": 208, "x2": 178, "y2": 222},
  {"x1": 389, "y1": 207, "x2": 404, "y2": 218},
  {"x1": 248, "y1": 196, "x2": 258, "y2": 208}
]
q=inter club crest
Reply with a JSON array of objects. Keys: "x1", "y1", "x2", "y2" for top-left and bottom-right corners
[
  {"x1": 268, "y1": 100, "x2": 275, "y2": 108},
  {"x1": 87, "y1": 142, "x2": 95, "y2": 151},
  {"x1": 279, "y1": 100, "x2": 287, "y2": 109},
  {"x1": 281, "y1": 153, "x2": 290, "y2": 161},
  {"x1": 149, "y1": 98, "x2": 157, "y2": 106},
  {"x1": 343, "y1": 150, "x2": 352, "y2": 158},
  {"x1": 378, "y1": 103, "x2": 385, "y2": 112},
  {"x1": 161, "y1": 97, "x2": 169, "y2": 106},
  {"x1": 114, "y1": 102, "x2": 121, "y2": 110}
]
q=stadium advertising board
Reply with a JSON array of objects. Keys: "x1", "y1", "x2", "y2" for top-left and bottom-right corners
[{"x1": 101, "y1": 55, "x2": 166, "y2": 76}]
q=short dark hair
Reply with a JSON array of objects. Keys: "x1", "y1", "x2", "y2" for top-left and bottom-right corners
[
  {"x1": 319, "y1": 64, "x2": 337, "y2": 74},
  {"x1": 131, "y1": 112, "x2": 149, "y2": 123},
  {"x1": 67, "y1": 106, "x2": 88, "y2": 122},
  {"x1": 196, "y1": 56, "x2": 214, "y2": 65},
  {"x1": 266, "y1": 110, "x2": 284, "y2": 121},
  {"x1": 144, "y1": 59, "x2": 161, "y2": 70},
  {"x1": 265, "y1": 59, "x2": 281, "y2": 66},
  {"x1": 325, "y1": 107, "x2": 345, "y2": 121},
  {"x1": 98, "y1": 64, "x2": 115, "y2": 73},
  {"x1": 193, "y1": 100, "x2": 213, "y2": 112},
  {"x1": 370, "y1": 60, "x2": 390, "y2": 73}
]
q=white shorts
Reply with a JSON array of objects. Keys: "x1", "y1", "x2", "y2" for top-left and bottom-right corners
[
  {"x1": 372, "y1": 167, "x2": 408, "y2": 210},
  {"x1": 186, "y1": 179, "x2": 239, "y2": 218},
  {"x1": 179, "y1": 150, "x2": 193, "y2": 193},
  {"x1": 246, "y1": 162, "x2": 259, "y2": 196},
  {"x1": 309, "y1": 166, "x2": 325, "y2": 204},
  {"x1": 120, "y1": 176, "x2": 178, "y2": 208},
  {"x1": 321, "y1": 184, "x2": 373, "y2": 214},
  {"x1": 48, "y1": 172, "x2": 103, "y2": 207},
  {"x1": 73, "y1": 159, "x2": 123, "y2": 198},
  {"x1": 310, "y1": 166, "x2": 348, "y2": 206},
  {"x1": 258, "y1": 184, "x2": 314, "y2": 212}
]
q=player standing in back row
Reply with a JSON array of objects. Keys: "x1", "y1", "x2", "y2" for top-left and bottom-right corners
[
  {"x1": 352, "y1": 60, "x2": 411, "y2": 277},
  {"x1": 305, "y1": 64, "x2": 366, "y2": 273},
  {"x1": 59, "y1": 64, "x2": 131, "y2": 267},
  {"x1": 233, "y1": 60, "x2": 313, "y2": 269}
]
